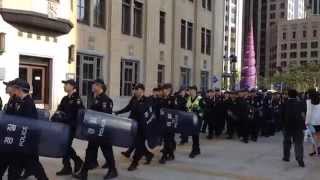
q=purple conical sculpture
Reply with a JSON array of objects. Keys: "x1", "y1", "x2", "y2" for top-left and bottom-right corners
[{"x1": 241, "y1": 23, "x2": 257, "y2": 89}]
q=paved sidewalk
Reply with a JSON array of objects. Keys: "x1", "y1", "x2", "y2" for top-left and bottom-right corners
[{"x1": 3, "y1": 133, "x2": 320, "y2": 180}]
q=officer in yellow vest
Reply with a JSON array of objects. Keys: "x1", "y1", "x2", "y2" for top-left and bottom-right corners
[{"x1": 186, "y1": 86, "x2": 203, "y2": 158}]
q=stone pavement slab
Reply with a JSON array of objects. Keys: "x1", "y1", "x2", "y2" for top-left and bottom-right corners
[{"x1": 3, "y1": 133, "x2": 320, "y2": 180}]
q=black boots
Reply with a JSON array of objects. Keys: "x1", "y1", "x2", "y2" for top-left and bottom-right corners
[
  {"x1": 104, "y1": 169, "x2": 118, "y2": 179},
  {"x1": 56, "y1": 166, "x2": 72, "y2": 176},
  {"x1": 189, "y1": 150, "x2": 200, "y2": 159},
  {"x1": 128, "y1": 162, "x2": 138, "y2": 171}
]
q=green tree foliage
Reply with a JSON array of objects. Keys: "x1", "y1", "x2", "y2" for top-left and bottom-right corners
[{"x1": 271, "y1": 64, "x2": 320, "y2": 91}]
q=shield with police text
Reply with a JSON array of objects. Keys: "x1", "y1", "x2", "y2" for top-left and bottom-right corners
[
  {"x1": 143, "y1": 105, "x2": 162, "y2": 150},
  {"x1": 160, "y1": 108, "x2": 200, "y2": 135},
  {"x1": 0, "y1": 112, "x2": 70, "y2": 158},
  {"x1": 76, "y1": 110, "x2": 138, "y2": 148}
]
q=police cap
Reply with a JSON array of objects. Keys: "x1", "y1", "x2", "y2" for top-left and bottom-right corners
[{"x1": 62, "y1": 79, "x2": 77, "y2": 87}]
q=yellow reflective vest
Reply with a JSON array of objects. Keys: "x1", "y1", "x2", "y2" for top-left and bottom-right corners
[{"x1": 186, "y1": 96, "x2": 203, "y2": 116}]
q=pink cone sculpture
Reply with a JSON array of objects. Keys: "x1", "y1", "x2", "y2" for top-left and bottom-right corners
[{"x1": 241, "y1": 23, "x2": 257, "y2": 89}]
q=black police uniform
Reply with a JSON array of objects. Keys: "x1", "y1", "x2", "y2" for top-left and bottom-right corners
[
  {"x1": 56, "y1": 92, "x2": 84, "y2": 175},
  {"x1": 251, "y1": 95, "x2": 264, "y2": 141},
  {"x1": 235, "y1": 96, "x2": 250, "y2": 143},
  {"x1": 128, "y1": 96, "x2": 155, "y2": 171},
  {"x1": 159, "y1": 95, "x2": 176, "y2": 164},
  {"x1": 0, "y1": 96, "x2": 19, "y2": 180},
  {"x1": 174, "y1": 94, "x2": 188, "y2": 144},
  {"x1": 10, "y1": 95, "x2": 48, "y2": 180},
  {"x1": 75, "y1": 93, "x2": 117, "y2": 179},
  {"x1": 262, "y1": 95, "x2": 275, "y2": 137},
  {"x1": 225, "y1": 96, "x2": 237, "y2": 139},
  {"x1": 202, "y1": 96, "x2": 215, "y2": 139},
  {"x1": 213, "y1": 96, "x2": 226, "y2": 137},
  {"x1": 116, "y1": 96, "x2": 138, "y2": 157},
  {"x1": 272, "y1": 98, "x2": 283, "y2": 132}
]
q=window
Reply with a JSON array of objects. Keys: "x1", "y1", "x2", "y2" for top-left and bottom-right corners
[
  {"x1": 290, "y1": 43, "x2": 297, "y2": 49},
  {"x1": 301, "y1": 42, "x2": 308, "y2": 49},
  {"x1": 187, "y1": 22, "x2": 193, "y2": 50},
  {"x1": 200, "y1": 71, "x2": 209, "y2": 92},
  {"x1": 77, "y1": 0, "x2": 90, "y2": 24},
  {"x1": 282, "y1": 32, "x2": 286, "y2": 40},
  {"x1": 289, "y1": 52, "x2": 297, "y2": 58},
  {"x1": 180, "y1": 67, "x2": 191, "y2": 87},
  {"x1": 313, "y1": 30, "x2": 317, "y2": 37},
  {"x1": 281, "y1": 44, "x2": 287, "y2": 50},
  {"x1": 93, "y1": 0, "x2": 105, "y2": 27},
  {"x1": 122, "y1": 0, "x2": 131, "y2": 35},
  {"x1": 311, "y1": 41, "x2": 318, "y2": 48},
  {"x1": 300, "y1": 51, "x2": 307, "y2": 58},
  {"x1": 292, "y1": 31, "x2": 296, "y2": 39},
  {"x1": 120, "y1": 60, "x2": 139, "y2": 96},
  {"x1": 207, "y1": 0, "x2": 212, "y2": 11},
  {"x1": 201, "y1": 28, "x2": 205, "y2": 54},
  {"x1": 159, "y1": 11, "x2": 166, "y2": 44},
  {"x1": 303, "y1": 30, "x2": 307, "y2": 38},
  {"x1": 270, "y1": 4, "x2": 276, "y2": 10},
  {"x1": 206, "y1": 29, "x2": 211, "y2": 55},
  {"x1": 181, "y1": 20, "x2": 186, "y2": 49},
  {"x1": 157, "y1": 65, "x2": 165, "y2": 85},
  {"x1": 270, "y1": 13, "x2": 276, "y2": 19},
  {"x1": 76, "y1": 54, "x2": 102, "y2": 107},
  {"x1": 311, "y1": 51, "x2": 318, "y2": 57},
  {"x1": 280, "y1": 3, "x2": 285, "y2": 9},
  {"x1": 280, "y1": 53, "x2": 287, "y2": 59},
  {"x1": 202, "y1": 0, "x2": 206, "y2": 9},
  {"x1": 133, "y1": 1, "x2": 143, "y2": 37},
  {"x1": 281, "y1": 61, "x2": 287, "y2": 67}
]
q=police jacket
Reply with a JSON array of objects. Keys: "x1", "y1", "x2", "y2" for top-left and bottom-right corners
[
  {"x1": 116, "y1": 96, "x2": 139, "y2": 120},
  {"x1": 90, "y1": 93, "x2": 113, "y2": 114},
  {"x1": 57, "y1": 92, "x2": 84, "y2": 128},
  {"x1": 174, "y1": 95, "x2": 187, "y2": 111},
  {"x1": 14, "y1": 95, "x2": 38, "y2": 119},
  {"x1": 3, "y1": 96, "x2": 18, "y2": 115}
]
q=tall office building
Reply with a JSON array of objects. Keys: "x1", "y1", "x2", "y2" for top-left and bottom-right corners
[{"x1": 305, "y1": 0, "x2": 320, "y2": 15}]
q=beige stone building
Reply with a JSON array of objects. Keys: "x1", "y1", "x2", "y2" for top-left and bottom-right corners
[
  {"x1": 276, "y1": 15, "x2": 320, "y2": 70},
  {"x1": 76, "y1": 0, "x2": 225, "y2": 106},
  {"x1": 0, "y1": 0, "x2": 77, "y2": 110}
]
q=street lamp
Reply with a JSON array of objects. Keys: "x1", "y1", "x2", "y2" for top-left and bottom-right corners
[{"x1": 230, "y1": 55, "x2": 238, "y2": 91}]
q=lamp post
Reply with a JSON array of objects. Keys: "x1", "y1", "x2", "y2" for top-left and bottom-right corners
[
  {"x1": 230, "y1": 55, "x2": 238, "y2": 91},
  {"x1": 222, "y1": 55, "x2": 237, "y2": 90}
]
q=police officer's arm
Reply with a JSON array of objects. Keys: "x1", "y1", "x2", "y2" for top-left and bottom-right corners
[{"x1": 115, "y1": 98, "x2": 133, "y2": 114}]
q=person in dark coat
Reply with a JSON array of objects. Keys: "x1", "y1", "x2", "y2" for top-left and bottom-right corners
[
  {"x1": 203, "y1": 89, "x2": 215, "y2": 139},
  {"x1": 174, "y1": 87, "x2": 188, "y2": 145},
  {"x1": 55, "y1": 80, "x2": 84, "y2": 176},
  {"x1": 214, "y1": 89, "x2": 226, "y2": 137},
  {"x1": 115, "y1": 87, "x2": 138, "y2": 158},
  {"x1": 8, "y1": 79, "x2": 48, "y2": 180},
  {"x1": 282, "y1": 89, "x2": 306, "y2": 167},
  {"x1": 74, "y1": 79, "x2": 118, "y2": 180},
  {"x1": 159, "y1": 84, "x2": 176, "y2": 164},
  {"x1": 127, "y1": 84, "x2": 155, "y2": 171}
]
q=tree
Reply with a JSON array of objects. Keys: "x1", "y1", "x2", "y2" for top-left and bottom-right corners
[{"x1": 271, "y1": 64, "x2": 320, "y2": 92}]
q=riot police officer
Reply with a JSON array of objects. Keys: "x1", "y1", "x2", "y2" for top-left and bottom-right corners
[
  {"x1": 159, "y1": 83, "x2": 176, "y2": 164},
  {"x1": 74, "y1": 79, "x2": 118, "y2": 180},
  {"x1": 9, "y1": 79, "x2": 48, "y2": 180},
  {"x1": 56, "y1": 79, "x2": 84, "y2": 176},
  {"x1": 186, "y1": 86, "x2": 203, "y2": 158},
  {"x1": 203, "y1": 90, "x2": 215, "y2": 139},
  {"x1": 174, "y1": 87, "x2": 188, "y2": 145},
  {"x1": 115, "y1": 86, "x2": 138, "y2": 159},
  {"x1": 0, "y1": 80, "x2": 19, "y2": 180},
  {"x1": 127, "y1": 84, "x2": 155, "y2": 171}
]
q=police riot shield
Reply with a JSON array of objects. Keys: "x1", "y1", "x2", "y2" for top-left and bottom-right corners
[
  {"x1": 76, "y1": 110, "x2": 138, "y2": 148},
  {"x1": 143, "y1": 105, "x2": 163, "y2": 151},
  {"x1": 160, "y1": 108, "x2": 200, "y2": 136},
  {"x1": 0, "y1": 112, "x2": 70, "y2": 158},
  {"x1": 37, "y1": 109, "x2": 50, "y2": 121}
]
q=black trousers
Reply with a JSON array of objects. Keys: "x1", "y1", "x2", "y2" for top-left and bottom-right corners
[
  {"x1": 283, "y1": 130, "x2": 304, "y2": 162},
  {"x1": 250, "y1": 119, "x2": 260, "y2": 140},
  {"x1": 226, "y1": 117, "x2": 235, "y2": 137},
  {"x1": 162, "y1": 132, "x2": 176, "y2": 156},
  {"x1": 83, "y1": 140, "x2": 116, "y2": 171},
  {"x1": 63, "y1": 131, "x2": 80, "y2": 167},
  {"x1": 0, "y1": 155, "x2": 9, "y2": 180},
  {"x1": 132, "y1": 133, "x2": 153, "y2": 164},
  {"x1": 214, "y1": 116, "x2": 225, "y2": 136}
]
